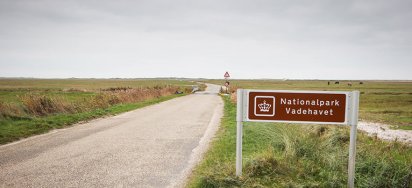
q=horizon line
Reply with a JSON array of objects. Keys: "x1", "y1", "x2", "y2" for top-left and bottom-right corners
[{"x1": 0, "y1": 77, "x2": 411, "y2": 81}]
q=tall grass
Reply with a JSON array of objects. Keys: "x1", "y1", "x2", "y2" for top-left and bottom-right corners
[
  {"x1": 0, "y1": 85, "x2": 191, "y2": 144},
  {"x1": 0, "y1": 102, "x2": 23, "y2": 118},
  {"x1": 0, "y1": 85, "x2": 182, "y2": 118},
  {"x1": 21, "y1": 94, "x2": 75, "y2": 116},
  {"x1": 188, "y1": 96, "x2": 412, "y2": 187}
]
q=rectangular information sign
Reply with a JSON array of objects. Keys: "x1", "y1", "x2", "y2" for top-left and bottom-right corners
[{"x1": 244, "y1": 90, "x2": 350, "y2": 125}]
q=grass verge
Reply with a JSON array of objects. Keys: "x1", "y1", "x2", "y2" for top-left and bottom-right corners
[
  {"x1": 0, "y1": 94, "x2": 185, "y2": 145},
  {"x1": 187, "y1": 96, "x2": 412, "y2": 187}
]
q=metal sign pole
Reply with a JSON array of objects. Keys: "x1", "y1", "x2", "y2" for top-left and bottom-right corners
[
  {"x1": 236, "y1": 89, "x2": 244, "y2": 176},
  {"x1": 348, "y1": 91, "x2": 359, "y2": 188}
]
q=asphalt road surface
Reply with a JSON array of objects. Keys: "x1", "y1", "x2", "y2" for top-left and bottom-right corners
[{"x1": 0, "y1": 84, "x2": 223, "y2": 188}]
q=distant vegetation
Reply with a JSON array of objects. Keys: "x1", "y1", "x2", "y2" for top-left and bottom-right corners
[{"x1": 0, "y1": 78, "x2": 200, "y2": 144}]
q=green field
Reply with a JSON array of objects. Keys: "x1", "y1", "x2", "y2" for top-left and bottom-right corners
[
  {"x1": 206, "y1": 79, "x2": 412, "y2": 129},
  {"x1": 188, "y1": 80, "x2": 412, "y2": 187},
  {"x1": 0, "y1": 78, "x2": 198, "y2": 144}
]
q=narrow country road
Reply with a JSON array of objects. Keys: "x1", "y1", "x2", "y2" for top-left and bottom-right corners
[{"x1": 0, "y1": 84, "x2": 223, "y2": 188}]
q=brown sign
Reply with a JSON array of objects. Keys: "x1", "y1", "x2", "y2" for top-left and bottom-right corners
[{"x1": 247, "y1": 91, "x2": 348, "y2": 123}]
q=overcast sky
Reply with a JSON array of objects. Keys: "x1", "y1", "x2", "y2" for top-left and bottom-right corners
[{"x1": 0, "y1": 0, "x2": 411, "y2": 79}]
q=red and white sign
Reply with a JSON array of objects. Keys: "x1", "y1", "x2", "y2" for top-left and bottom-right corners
[{"x1": 224, "y1": 71, "x2": 230, "y2": 79}]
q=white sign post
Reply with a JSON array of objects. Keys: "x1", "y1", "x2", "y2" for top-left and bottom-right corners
[
  {"x1": 235, "y1": 89, "x2": 359, "y2": 188},
  {"x1": 236, "y1": 89, "x2": 245, "y2": 176},
  {"x1": 348, "y1": 91, "x2": 360, "y2": 188}
]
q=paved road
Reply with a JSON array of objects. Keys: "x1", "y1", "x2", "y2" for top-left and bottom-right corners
[{"x1": 0, "y1": 84, "x2": 223, "y2": 188}]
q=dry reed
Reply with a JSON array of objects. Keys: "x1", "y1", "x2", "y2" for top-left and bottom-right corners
[{"x1": 0, "y1": 85, "x2": 184, "y2": 118}]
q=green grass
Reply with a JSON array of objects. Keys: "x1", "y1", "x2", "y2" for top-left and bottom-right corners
[
  {"x1": 0, "y1": 94, "x2": 185, "y2": 145},
  {"x1": 0, "y1": 90, "x2": 96, "y2": 104},
  {"x1": 187, "y1": 96, "x2": 412, "y2": 187},
  {"x1": 206, "y1": 79, "x2": 412, "y2": 129}
]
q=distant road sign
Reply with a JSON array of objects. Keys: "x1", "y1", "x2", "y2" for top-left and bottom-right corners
[
  {"x1": 224, "y1": 71, "x2": 230, "y2": 78},
  {"x1": 246, "y1": 90, "x2": 349, "y2": 124}
]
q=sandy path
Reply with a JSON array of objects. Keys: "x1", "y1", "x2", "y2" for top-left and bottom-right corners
[{"x1": 358, "y1": 121, "x2": 412, "y2": 145}]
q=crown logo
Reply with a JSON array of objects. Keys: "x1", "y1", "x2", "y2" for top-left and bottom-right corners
[{"x1": 258, "y1": 100, "x2": 271, "y2": 112}]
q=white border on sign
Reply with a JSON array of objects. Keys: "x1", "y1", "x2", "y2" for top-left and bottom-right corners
[
  {"x1": 243, "y1": 89, "x2": 351, "y2": 125},
  {"x1": 254, "y1": 96, "x2": 275, "y2": 117}
]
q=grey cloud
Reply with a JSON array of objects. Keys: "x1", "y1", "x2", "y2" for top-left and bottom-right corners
[{"x1": 0, "y1": 0, "x2": 411, "y2": 79}]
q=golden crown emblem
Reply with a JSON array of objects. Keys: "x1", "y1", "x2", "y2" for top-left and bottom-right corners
[{"x1": 258, "y1": 100, "x2": 271, "y2": 112}]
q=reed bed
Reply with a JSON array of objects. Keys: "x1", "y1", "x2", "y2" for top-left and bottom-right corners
[{"x1": 0, "y1": 86, "x2": 182, "y2": 118}]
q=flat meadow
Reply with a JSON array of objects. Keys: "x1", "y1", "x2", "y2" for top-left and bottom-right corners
[
  {"x1": 188, "y1": 79, "x2": 412, "y2": 187},
  {"x1": 0, "y1": 78, "x2": 197, "y2": 144},
  {"x1": 208, "y1": 79, "x2": 412, "y2": 129}
]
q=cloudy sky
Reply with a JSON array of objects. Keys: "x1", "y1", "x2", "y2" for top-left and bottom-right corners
[{"x1": 0, "y1": 0, "x2": 411, "y2": 79}]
